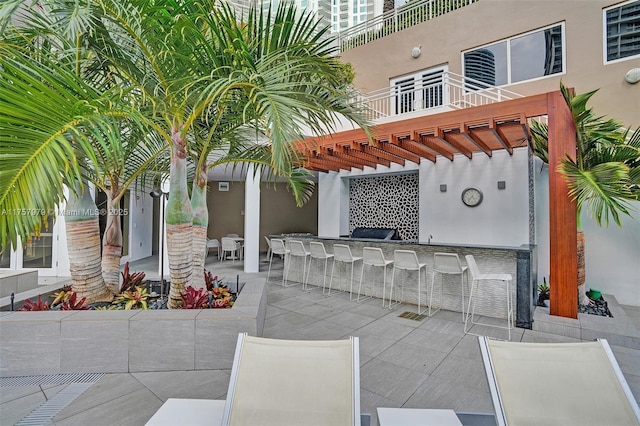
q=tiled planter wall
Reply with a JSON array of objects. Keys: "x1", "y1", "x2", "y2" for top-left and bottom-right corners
[{"x1": 0, "y1": 278, "x2": 267, "y2": 376}]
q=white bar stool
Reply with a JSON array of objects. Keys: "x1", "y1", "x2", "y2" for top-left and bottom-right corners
[
  {"x1": 328, "y1": 244, "x2": 362, "y2": 297},
  {"x1": 464, "y1": 255, "x2": 514, "y2": 340},
  {"x1": 267, "y1": 238, "x2": 289, "y2": 286},
  {"x1": 429, "y1": 252, "x2": 468, "y2": 320},
  {"x1": 304, "y1": 242, "x2": 334, "y2": 292},
  {"x1": 389, "y1": 250, "x2": 428, "y2": 313},
  {"x1": 284, "y1": 240, "x2": 310, "y2": 287},
  {"x1": 358, "y1": 247, "x2": 393, "y2": 305}
]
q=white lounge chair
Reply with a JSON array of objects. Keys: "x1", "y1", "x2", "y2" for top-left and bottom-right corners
[
  {"x1": 146, "y1": 333, "x2": 361, "y2": 426},
  {"x1": 479, "y1": 336, "x2": 640, "y2": 426}
]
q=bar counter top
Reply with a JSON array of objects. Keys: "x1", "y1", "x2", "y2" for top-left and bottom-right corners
[{"x1": 274, "y1": 233, "x2": 534, "y2": 252}]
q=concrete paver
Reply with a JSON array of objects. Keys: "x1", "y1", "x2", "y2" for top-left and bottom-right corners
[{"x1": 2, "y1": 254, "x2": 639, "y2": 425}]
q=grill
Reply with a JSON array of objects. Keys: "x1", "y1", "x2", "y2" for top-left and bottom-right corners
[{"x1": 351, "y1": 227, "x2": 400, "y2": 240}]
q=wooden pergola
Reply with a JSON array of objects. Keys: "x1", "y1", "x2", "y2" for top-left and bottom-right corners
[{"x1": 296, "y1": 90, "x2": 579, "y2": 319}]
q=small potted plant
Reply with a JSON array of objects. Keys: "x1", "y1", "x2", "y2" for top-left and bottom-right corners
[{"x1": 537, "y1": 278, "x2": 550, "y2": 307}]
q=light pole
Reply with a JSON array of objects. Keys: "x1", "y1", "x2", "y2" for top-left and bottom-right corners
[{"x1": 149, "y1": 190, "x2": 168, "y2": 300}]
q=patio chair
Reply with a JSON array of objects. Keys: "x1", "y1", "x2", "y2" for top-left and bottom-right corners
[
  {"x1": 267, "y1": 238, "x2": 289, "y2": 285},
  {"x1": 329, "y1": 244, "x2": 363, "y2": 298},
  {"x1": 222, "y1": 333, "x2": 361, "y2": 425},
  {"x1": 284, "y1": 240, "x2": 310, "y2": 287},
  {"x1": 357, "y1": 247, "x2": 392, "y2": 305},
  {"x1": 479, "y1": 336, "x2": 640, "y2": 426},
  {"x1": 430, "y1": 252, "x2": 468, "y2": 321},
  {"x1": 146, "y1": 333, "x2": 362, "y2": 426},
  {"x1": 264, "y1": 235, "x2": 272, "y2": 259},
  {"x1": 389, "y1": 250, "x2": 428, "y2": 314},
  {"x1": 464, "y1": 255, "x2": 514, "y2": 340},
  {"x1": 206, "y1": 238, "x2": 221, "y2": 260},
  {"x1": 221, "y1": 237, "x2": 242, "y2": 262},
  {"x1": 304, "y1": 241, "x2": 334, "y2": 292}
]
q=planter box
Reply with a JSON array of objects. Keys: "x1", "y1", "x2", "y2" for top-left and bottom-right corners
[{"x1": 0, "y1": 278, "x2": 267, "y2": 376}]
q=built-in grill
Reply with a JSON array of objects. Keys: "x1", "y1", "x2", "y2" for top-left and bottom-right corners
[{"x1": 350, "y1": 227, "x2": 400, "y2": 240}]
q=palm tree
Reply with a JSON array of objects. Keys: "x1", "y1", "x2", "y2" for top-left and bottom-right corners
[
  {"x1": 0, "y1": 5, "x2": 168, "y2": 300},
  {"x1": 2, "y1": 0, "x2": 371, "y2": 307},
  {"x1": 531, "y1": 83, "x2": 640, "y2": 305},
  {"x1": 76, "y1": 0, "x2": 371, "y2": 306}
]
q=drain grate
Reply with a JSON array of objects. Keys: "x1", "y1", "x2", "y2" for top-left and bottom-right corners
[
  {"x1": 1, "y1": 373, "x2": 104, "y2": 426},
  {"x1": 0, "y1": 373, "x2": 103, "y2": 388},
  {"x1": 14, "y1": 382, "x2": 95, "y2": 426},
  {"x1": 398, "y1": 311, "x2": 428, "y2": 321}
]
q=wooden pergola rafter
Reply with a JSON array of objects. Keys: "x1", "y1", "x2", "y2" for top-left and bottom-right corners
[{"x1": 295, "y1": 91, "x2": 580, "y2": 319}]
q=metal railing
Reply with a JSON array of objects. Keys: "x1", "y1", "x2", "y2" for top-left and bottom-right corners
[
  {"x1": 355, "y1": 71, "x2": 524, "y2": 121},
  {"x1": 337, "y1": 0, "x2": 479, "y2": 52}
]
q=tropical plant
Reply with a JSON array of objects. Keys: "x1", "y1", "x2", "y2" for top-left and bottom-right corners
[
  {"x1": 179, "y1": 286, "x2": 211, "y2": 309},
  {"x1": 0, "y1": 4, "x2": 168, "y2": 300},
  {"x1": 537, "y1": 278, "x2": 550, "y2": 307},
  {"x1": 204, "y1": 270, "x2": 222, "y2": 292},
  {"x1": 1, "y1": 1, "x2": 371, "y2": 307},
  {"x1": 531, "y1": 83, "x2": 640, "y2": 304},
  {"x1": 77, "y1": 0, "x2": 370, "y2": 303},
  {"x1": 57, "y1": 292, "x2": 91, "y2": 310},
  {"x1": 18, "y1": 296, "x2": 50, "y2": 311},
  {"x1": 112, "y1": 286, "x2": 150, "y2": 310},
  {"x1": 51, "y1": 285, "x2": 73, "y2": 306},
  {"x1": 120, "y1": 262, "x2": 146, "y2": 293}
]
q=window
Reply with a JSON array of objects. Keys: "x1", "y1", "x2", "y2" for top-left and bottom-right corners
[
  {"x1": 463, "y1": 23, "x2": 564, "y2": 88},
  {"x1": 605, "y1": 0, "x2": 640, "y2": 62},
  {"x1": 391, "y1": 66, "x2": 446, "y2": 115}
]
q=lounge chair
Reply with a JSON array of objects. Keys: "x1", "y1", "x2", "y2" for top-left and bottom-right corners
[
  {"x1": 478, "y1": 336, "x2": 640, "y2": 426},
  {"x1": 146, "y1": 333, "x2": 361, "y2": 426}
]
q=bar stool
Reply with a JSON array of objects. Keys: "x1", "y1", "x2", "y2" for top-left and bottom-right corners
[
  {"x1": 357, "y1": 247, "x2": 393, "y2": 305},
  {"x1": 304, "y1": 242, "x2": 334, "y2": 292},
  {"x1": 464, "y1": 254, "x2": 514, "y2": 340},
  {"x1": 328, "y1": 244, "x2": 362, "y2": 297},
  {"x1": 429, "y1": 252, "x2": 468, "y2": 320},
  {"x1": 284, "y1": 240, "x2": 310, "y2": 287},
  {"x1": 389, "y1": 250, "x2": 428, "y2": 313},
  {"x1": 267, "y1": 238, "x2": 289, "y2": 285}
]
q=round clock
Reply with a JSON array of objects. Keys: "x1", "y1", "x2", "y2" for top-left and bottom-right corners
[{"x1": 462, "y1": 187, "x2": 483, "y2": 207}]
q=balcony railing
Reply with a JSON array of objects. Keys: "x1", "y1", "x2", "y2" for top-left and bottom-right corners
[
  {"x1": 355, "y1": 71, "x2": 524, "y2": 122},
  {"x1": 337, "y1": 0, "x2": 479, "y2": 52}
]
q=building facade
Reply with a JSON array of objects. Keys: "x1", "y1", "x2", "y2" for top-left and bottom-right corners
[{"x1": 314, "y1": 0, "x2": 640, "y2": 305}]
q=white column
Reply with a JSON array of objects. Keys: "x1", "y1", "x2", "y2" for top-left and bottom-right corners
[{"x1": 244, "y1": 165, "x2": 261, "y2": 273}]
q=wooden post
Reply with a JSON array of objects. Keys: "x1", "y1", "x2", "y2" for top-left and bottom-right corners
[{"x1": 547, "y1": 91, "x2": 578, "y2": 319}]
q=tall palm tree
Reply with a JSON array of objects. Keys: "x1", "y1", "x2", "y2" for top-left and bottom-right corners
[
  {"x1": 531, "y1": 83, "x2": 640, "y2": 305},
  {"x1": 3, "y1": 0, "x2": 371, "y2": 307},
  {"x1": 77, "y1": 0, "x2": 371, "y2": 306},
  {"x1": 0, "y1": 5, "x2": 168, "y2": 299}
]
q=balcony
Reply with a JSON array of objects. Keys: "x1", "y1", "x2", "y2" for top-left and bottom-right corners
[
  {"x1": 337, "y1": 0, "x2": 479, "y2": 52},
  {"x1": 354, "y1": 71, "x2": 524, "y2": 124}
]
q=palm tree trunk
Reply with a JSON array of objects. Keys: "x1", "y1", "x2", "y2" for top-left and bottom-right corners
[
  {"x1": 102, "y1": 186, "x2": 123, "y2": 294},
  {"x1": 191, "y1": 163, "x2": 209, "y2": 290},
  {"x1": 577, "y1": 230, "x2": 590, "y2": 305},
  {"x1": 166, "y1": 125, "x2": 194, "y2": 308},
  {"x1": 65, "y1": 183, "x2": 113, "y2": 303}
]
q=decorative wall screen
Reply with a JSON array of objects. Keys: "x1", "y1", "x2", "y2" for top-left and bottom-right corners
[{"x1": 349, "y1": 173, "x2": 419, "y2": 240}]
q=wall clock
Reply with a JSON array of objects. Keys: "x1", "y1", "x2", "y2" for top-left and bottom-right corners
[{"x1": 462, "y1": 187, "x2": 483, "y2": 207}]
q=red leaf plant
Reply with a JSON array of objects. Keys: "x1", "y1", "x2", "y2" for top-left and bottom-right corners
[
  {"x1": 179, "y1": 286, "x2": 210, "y2": 309},
  {"x1": 18, "y1": 296, "x2": 50, "y2": 311}
]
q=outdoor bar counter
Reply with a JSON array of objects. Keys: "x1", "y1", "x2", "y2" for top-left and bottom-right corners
[{"x1": 277, "y1": 234, "x2": 536, "y2": 329}]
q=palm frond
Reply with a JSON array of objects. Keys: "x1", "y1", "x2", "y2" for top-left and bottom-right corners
[
  {"x1": 560, "y1": 158, "x2": 634, "y2": 227},
  {"x1": 0, "y1": 44, "x2": 147, "y2": 249}
]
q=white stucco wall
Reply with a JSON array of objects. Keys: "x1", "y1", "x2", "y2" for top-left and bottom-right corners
[{"x1": 420, "y1": 148, "x2": 530, "y2": 246}]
